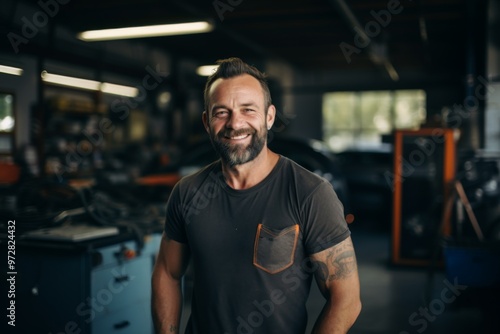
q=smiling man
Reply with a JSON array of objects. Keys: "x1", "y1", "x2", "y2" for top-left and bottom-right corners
[
  {"x1": 208, "y1": 73, "x2": 269, "y2": 168},
  {"x1": 152, "y1": 57, "x2": 361, "y2": 334}
]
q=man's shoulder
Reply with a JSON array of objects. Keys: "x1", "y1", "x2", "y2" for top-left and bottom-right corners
[
  {"x1": 279, "y1": 156, "x2": 331, "y2": 191},
  {"x1": 279, "y1": 155, "x2": 328, "y2": 182},
  {"x1": 175, "y1": 160, "x2": 222, "y2": 192}
]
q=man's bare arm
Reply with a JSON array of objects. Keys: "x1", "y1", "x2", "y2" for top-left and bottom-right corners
[
  {"x1": 310, "y1": 236, "x2": 362, "y2": 334},
  {"x1": 151, "y1": 232, "x2": 190, "y2": 334}
]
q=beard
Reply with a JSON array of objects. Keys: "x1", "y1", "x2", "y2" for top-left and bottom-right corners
[{"x1": 209, "y1": 125, "x2": 267, "y2": 167}]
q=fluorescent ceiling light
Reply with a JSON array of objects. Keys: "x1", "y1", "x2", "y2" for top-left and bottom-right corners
[
  {"x1": 196, "y1": 65, "x2": 219, "y2": 76},
  {"x1": 0, "y1": 65, "x2": 23, "y2": 76},
  {"x1": 41, "y1": 71, "x2": 100, "y2": 91},
  {"x1": 78, "y1": 21, "x2": 213, "y2": 41},
  {"x1": 100, "y1": 82, "x2": 139, "y2": 97},
  {"x1": 41, "y1": 71, "x2": 138, "y2": 97}
]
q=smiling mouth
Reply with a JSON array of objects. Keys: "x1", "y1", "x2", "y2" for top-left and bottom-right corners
[{"x1": 226, "y1": 134, "x2": 251, "y2": 140}]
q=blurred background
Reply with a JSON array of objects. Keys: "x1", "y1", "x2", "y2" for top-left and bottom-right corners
[{"x1": 1, "y1": 0, "x2": 499, "y2": 333}]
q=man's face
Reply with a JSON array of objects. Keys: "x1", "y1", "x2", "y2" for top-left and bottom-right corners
[{"x1": 203, "y1": 74, "x2": 274, "y2": 167}]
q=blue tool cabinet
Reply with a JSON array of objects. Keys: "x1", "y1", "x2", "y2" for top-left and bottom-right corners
[{"x1": 14, "y1": 232, "x2": 162, "y2": 334}]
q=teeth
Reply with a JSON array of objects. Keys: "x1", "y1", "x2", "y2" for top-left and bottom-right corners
[{"x1": 230, "y1": 134, "x2": 249, "y2": 140}]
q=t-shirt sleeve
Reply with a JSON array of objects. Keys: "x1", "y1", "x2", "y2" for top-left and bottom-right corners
[
  {"x1": 164, "y1": 183, "x2": 188, "y2": 244},
  {"x1": 301, "y1": 180, "x2": 350, "y2": 255}
]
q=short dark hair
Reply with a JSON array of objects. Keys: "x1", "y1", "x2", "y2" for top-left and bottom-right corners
[{"x1": 204, "y1": 57, "x2": 272, "y2": 113}]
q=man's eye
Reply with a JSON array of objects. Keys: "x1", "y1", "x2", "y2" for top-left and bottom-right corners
[
  {"x1": 244, "y1": 108, "x2": 255, "y2": 112},
  {"x1": 214, "y1": 111, "x2": 228, "y2": 118}
]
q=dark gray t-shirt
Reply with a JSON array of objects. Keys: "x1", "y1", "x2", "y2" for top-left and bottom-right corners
[{"x1": 165, "y1": 156, "x2": 350, "y2": 334}]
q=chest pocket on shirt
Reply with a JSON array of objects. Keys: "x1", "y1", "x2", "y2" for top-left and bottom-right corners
[{"x1": 253, "y1": 224, "x2": 299, "y2": 274}]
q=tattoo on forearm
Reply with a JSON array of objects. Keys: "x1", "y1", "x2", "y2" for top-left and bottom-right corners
[{"x1": 169, "y1": 324, "x2": 179, "y2": 333}]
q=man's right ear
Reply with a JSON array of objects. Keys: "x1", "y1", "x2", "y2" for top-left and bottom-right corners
[{"x1": 202, "y1": 111, "x2": 209, "y2": 133}]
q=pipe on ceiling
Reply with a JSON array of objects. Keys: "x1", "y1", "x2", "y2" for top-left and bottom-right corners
[{"x1": 329, "y1": 0, "x2": 400, "y2": 81}]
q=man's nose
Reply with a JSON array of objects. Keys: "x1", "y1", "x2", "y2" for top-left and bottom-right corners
[{"x1": 226, "y1": 111, "x2": 245, "y2": 129}]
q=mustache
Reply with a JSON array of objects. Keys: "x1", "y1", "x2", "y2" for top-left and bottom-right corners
[{"x1": 218, "y1": 128, "x2": 256, "y2": 138}]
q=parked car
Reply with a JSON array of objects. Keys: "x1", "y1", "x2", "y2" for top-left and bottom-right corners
[
  {"x1": 140, "y1": 136, "x2": 350, "y2": 214},
  {"x1": 336, "y1": 144, "x2": 394, "y2": 229},
  {"x1": 268, "y1": 136, "x2": 349, "y2": 211}
]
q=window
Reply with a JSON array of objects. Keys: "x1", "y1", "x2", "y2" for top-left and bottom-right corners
[
  {"x1": 0, "y1": 92, "x2": 15, "y2": 155},
  {"x1": 322, "y1": 90, "x2": 426, "y2": 151}
]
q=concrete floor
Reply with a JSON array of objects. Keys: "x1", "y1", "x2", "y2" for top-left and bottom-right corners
[
  {"x1": 179, "y1": 225, "x2": 498, "y2": 334},
  {"x1": 308, "y1": 228, "x2": 492, "y2": 334}
]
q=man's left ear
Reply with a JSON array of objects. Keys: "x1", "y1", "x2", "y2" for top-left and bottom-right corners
[{"x1": 267, "y1": 105, "x2": 276, "y2": 130}]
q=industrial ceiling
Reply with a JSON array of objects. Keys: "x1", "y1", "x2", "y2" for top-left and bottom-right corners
[{"x1": 0, "y1": 0, "x2": 482, "y2": 81}]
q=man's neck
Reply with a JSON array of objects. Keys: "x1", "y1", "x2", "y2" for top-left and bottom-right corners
[{"x1": 221, "y1": 148, "x2": 279, "y2": 190}]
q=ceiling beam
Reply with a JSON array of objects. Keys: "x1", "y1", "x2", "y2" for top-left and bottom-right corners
[{"x1": 328, "y1": 0, "x2": 400, "y2": 81}]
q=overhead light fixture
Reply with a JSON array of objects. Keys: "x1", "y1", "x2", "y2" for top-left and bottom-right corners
[
  {"x1": 41, "y1": 71, "x2": 100, "y2": 91},
  {"x1": 100, "y1": 82, "x2": 139, "y2": 97},
  {"x1": 41, "y1": 71, "x2": 138, "y2": 97},
  {"x1": 0, "y1": 65, "x2": 23, "y2": 76},
  {"x1": 383, "y1": 61, "x2": 400, "y2": 82},
  {"x1": 196, "y1": 65, "x2": 219, "y2": 76},
  {"x1": 78, "y1": 21, "x2": 214, "y2": 41}
]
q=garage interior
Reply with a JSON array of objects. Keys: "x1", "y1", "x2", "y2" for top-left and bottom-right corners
[{"x1": 1, "y1": 0, "x2": 499, "y2": 333}]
